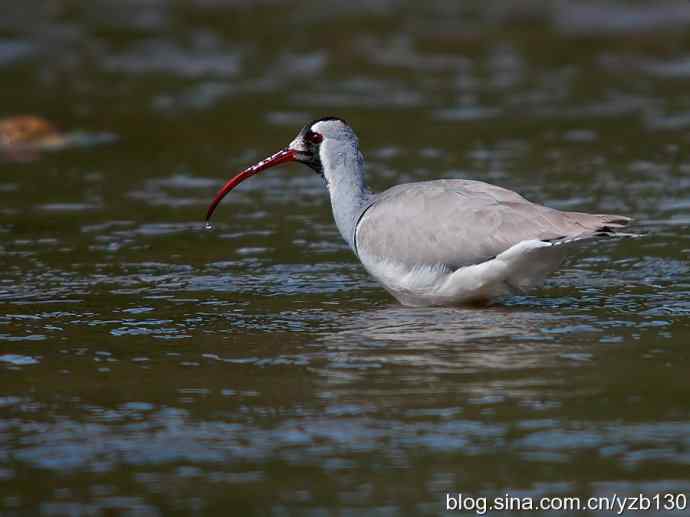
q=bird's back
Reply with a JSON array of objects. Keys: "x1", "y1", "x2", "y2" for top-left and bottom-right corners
[{"x1": 355, "y1": 179, "x2": 630, "y2": 270}]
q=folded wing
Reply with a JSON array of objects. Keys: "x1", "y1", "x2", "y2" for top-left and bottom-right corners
[{"x1": 355, "y1": 179, "x2": 631, "y2": 269}]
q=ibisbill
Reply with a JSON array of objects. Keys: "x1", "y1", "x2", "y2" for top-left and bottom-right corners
[{"x1": 205, "y1": 117, "x2": 635, "y2": 307}]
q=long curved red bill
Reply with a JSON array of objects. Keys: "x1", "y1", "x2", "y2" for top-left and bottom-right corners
[{"x1": 205, "y1": 148, "x2": 296, "y2": 221}]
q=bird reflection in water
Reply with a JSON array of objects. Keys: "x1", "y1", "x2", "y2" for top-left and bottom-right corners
[{"x1": 317, "y1": 304, "x2": 577, "y2": 374}]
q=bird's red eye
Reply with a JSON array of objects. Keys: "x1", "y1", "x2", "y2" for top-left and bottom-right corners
[{"x1": 306, "y1": 131, "x2": 323, "y2": 144}]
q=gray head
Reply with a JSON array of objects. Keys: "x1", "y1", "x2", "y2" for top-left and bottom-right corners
[
  {"x1": 288, "y1": 117, "x2": 359, "y2": 176},
  {"x1": 206, "y1": 116, "x2": 362, "y2": 221}
]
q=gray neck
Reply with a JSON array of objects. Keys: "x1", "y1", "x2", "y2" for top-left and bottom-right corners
[{"x1": 320, "y1": 141, "x2": 373, "y2": 253}]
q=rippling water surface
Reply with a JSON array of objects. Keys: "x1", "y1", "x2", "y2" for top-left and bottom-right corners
[{"x1": 2, "y1": 1, "x2": 690, "y2": 515}]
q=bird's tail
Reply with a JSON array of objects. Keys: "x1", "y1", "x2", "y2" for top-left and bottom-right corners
[{"x1": 556, "y1": 213, "x2": 642, "y2": 243}]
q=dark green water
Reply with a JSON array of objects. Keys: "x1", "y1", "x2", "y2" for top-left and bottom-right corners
[{"x1": 2, "y1": 1, "x2": 690, "y2": 515}]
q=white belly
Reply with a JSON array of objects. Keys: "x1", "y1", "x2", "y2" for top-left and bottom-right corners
[{"x1": 358, "y1": 239, "x2": 568, "y2": 306}]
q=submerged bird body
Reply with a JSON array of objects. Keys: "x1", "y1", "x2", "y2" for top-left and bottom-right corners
[{"x1": 206, "y1": 117, "x2": 633, "y2": 306}]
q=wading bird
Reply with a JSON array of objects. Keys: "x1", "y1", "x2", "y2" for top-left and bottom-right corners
[{"x1": 206, "y1": 117, "x2": 633, "y2": 306}]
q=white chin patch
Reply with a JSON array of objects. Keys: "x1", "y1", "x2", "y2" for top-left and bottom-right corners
[{"x1": 289, "y1": 135, "x2": 308, "y2": 152}]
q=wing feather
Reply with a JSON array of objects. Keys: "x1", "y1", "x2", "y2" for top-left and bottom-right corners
[{"x1": 355, "y1": 179, "x2": 630, "y2": 269}]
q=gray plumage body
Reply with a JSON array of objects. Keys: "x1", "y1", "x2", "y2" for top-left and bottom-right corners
[{"x1": 354, "y1": 179, "x2": 630, "y2": 305}]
